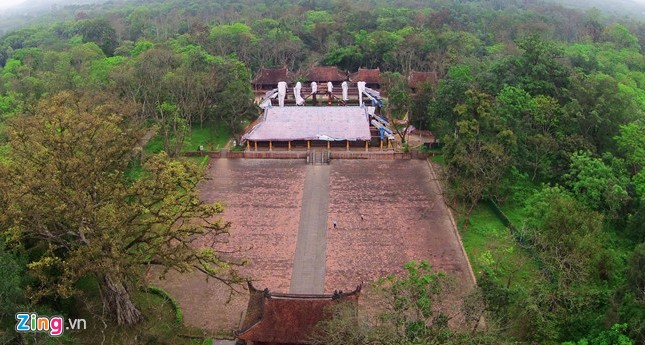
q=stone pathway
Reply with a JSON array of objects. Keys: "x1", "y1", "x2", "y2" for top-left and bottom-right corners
[{"x1": 289, "y1": 165, "x2": 331, "y2": 294}]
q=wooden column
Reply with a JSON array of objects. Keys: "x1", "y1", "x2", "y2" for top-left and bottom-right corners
[
  {"x1": 388, "y1": 139, "x2": 392, "y2": 149},
  {"x1": 288, "y1": 141, "x2": 292, "y2": 151},
  {"x1": 269, "y1": 141, "x2": 273, "y2": 151},
  {"x1": 307, "y1": 140, "x2": 311, "y2": 150},
  {"x1": 327, "y1": 141, "x2": 331, "y2": 150},
  {"x1": 246, "y1": 140, "x2": 250, "y2": 151},
  {"x1": 254, "y1": 141, "x2": 258, "y2": 151},
  {"x1": 380, "y1": 139, "x2": 383, "y2": 151},
  {"x1": 365, "y1": 140, "x2": 369, "y2": 152},
  {"x1": 346, "y1": 140, "x2": 349, "y2": 151}
]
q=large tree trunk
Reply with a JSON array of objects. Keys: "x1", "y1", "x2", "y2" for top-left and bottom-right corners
[{"x1": 99, "y1": 273, "x2": 143, "y2": 325}]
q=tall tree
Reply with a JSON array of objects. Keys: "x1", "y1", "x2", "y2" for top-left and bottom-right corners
[
  {"x1": 443, "y1": 89, "x2": 516, "y2": 227},
  {"x1": 1, "y1": 92, "x2": 245, "y2": 325},
  {"x1": 74, "y1": 18, "x2": 119, "y2": 56},
  {"x1": 381, "y1": 72, "x2": 412, "y2": 144},
  {"x1": 212, "y1": 58, "x2": 257, "y2": 144}
]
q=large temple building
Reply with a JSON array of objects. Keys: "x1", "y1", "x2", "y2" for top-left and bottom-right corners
[
  {"x1": 243, "y1": 107, "x2": 372, "y2": 151},
  {"x1": 244, "y1": 66, "x2": 437, "y2": 152}
]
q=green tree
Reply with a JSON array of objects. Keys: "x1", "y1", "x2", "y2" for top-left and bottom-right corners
[
  {"x1": 209, "y1": 23, "x2": 257, "y2": 66},
  {"x1": 0, "y1": 244, "x2": 25, "y2": 321},
  {"x1": 565, "y1": 71, "x2": 638, "y2": 154},
  {"x1": 212, "y1": 58, "x2": 256, "y2": 144},
  {"x1": 427, "y1": 65, "x2": 474, "y2": 139},
  {"x1": 615, "y1": 120, "x2": 645, "y2": 176},
  {"x1": 564, "y1": 151, "x2": 629, "y2": 217},
  {"x1": 1, "y1": 92, "x2": 246, "y2": 325},
  {"x1": 74, "y1": 18, "x2": 118, "y2": 56},
  {"x1": 564, "y1": 323, "x2": 634, "y2": 345},
  {"x1": 523, "y1": 186, "x2": 606, "y2": 285},
  {"x1": 381, "y1": 72, "x2": 412, "y2": 144},
  {"x1": 521, "y1": 186, "x2": 616, "y2": 341},
  {"x1": 491, "y1": 35, "x2": 569, "y2": 98},
  {"x1": 312, "y1": 261, "x2": 457, "y2": 345},
  {"x1": 443, "y1": 89, "x2": 516, "y2": 227}
]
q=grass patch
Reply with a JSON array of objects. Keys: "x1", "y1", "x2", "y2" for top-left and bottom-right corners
[
  {"x1": 428, "y1": 154, "x2": 445, "y2": 165},
  {"x1": 145, "y1": 122, "x2": 230, "y2": 154},
  {"x1": 184, "y1": 155, "x2": 210, "y2": 168},
  {"x1": 499, "y1": 174, "x2": 540, "y2": 226},
  {"x1": 460, "y1": 203, "x2": 540, "y2": 288}
]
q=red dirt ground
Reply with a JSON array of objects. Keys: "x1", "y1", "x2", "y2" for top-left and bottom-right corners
[
  {"x1": 326, "y1": 160, "x2": 472, "y2": 291},
  {"x1": 151, "y1": 158, "x2": 474, "y2": 334}
]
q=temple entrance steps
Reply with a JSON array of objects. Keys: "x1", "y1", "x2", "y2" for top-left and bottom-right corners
[{"x1": 306, "y1": 150, "x2": 331, "y2": 165}]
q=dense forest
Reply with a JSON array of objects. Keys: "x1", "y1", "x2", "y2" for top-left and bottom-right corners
[{"x1": 0, "y1": 0, "x2": 644, "y2": 344}]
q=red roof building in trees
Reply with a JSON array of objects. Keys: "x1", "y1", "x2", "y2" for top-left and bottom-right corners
[
  {"x1": 408, "y1": 70, "x2": 439, "y2": 91},
  {"x1": 349, "y1": 68, "x2": 381, "y2": 89},
  {"x1": 304, "y1": 66, "x2": 348, "y2": 84},
  {"x1": 253, "y1": 67, "x2": 291, "y2": 91},
  {"x1": 236, "y1": 282, "x2": 361, "y2": 345}
]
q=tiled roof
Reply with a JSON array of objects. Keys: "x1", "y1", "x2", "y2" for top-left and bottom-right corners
[
  {"x1": 408, "y1": 70, "x2": 438, "y2": 89},
  {"x1": 305, "y1": 66, "x2": 347, "y2": 82},
  {"x1": 237, "y1": 282, "x2": 361, "y2": 344},
  {"x1": 350, "y1": 68, "x2": 381, "y2": 84},
  {"x1": 243, "y1": 106, "x2": 372, "y2": 142},
  {"x1": 253, "y1": 67, "x2": 290, "y2": 85}
]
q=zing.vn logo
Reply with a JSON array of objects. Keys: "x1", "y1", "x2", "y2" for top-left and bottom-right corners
[{"x1": 15, "y1": 313, "x2": 87, "y2": 336}]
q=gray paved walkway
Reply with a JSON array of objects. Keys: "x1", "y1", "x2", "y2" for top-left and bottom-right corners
[{"x1": 289, "y1": 165, "x2": 330, "y2": 294}]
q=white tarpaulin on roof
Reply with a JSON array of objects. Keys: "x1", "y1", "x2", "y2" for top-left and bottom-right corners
[
  {"x1": 357, "y1": 81, "x2": 366, "y2": 107},
  {"x1": 342, "y1": 81, "x2": 349, "y2": 101},
  {"x1": 243, "y1": 106, "x2": 371, "y2": 142},
  {"x1": 294, "y1": 82, "x2": 305, "y2": 105},
  {"x1": 277, "y1": 81, "x2": 287, "y2": 107}
]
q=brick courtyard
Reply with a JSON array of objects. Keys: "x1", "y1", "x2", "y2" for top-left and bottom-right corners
[{"x1": 151, "y1": 158, "x2": 474, "y2": 333}]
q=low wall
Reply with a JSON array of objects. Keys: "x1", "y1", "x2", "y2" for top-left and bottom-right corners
[
  {"x1": 227, "y1": 151, "x2": 308, "y2": 159},
  {"x1": 330, "y1": 151, "x2": 412, "y2": 159},
  {"x1": 183, "y1": 150, "x2": 427, "y2": 160},
  {"x1": 184, "y1": 151, "x2": 222, "y2": 158}
]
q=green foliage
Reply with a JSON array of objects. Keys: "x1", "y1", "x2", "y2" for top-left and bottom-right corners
[
  {"x1": 145, "y1": 286, "x2": 183, "y2": 324},
  {"x1": 1, "y1": 92, "x2": 246, "y2": 325},
  {"x1": 524, "y1": 186, "x2": 606, "y2": 283},
  {"x1": 489, "y1": 35, "x2": 570, "y2": 97},
  {"x1": 0, "y1": 244, "x2": 25, "y2": 320},
  {"x1": 323, "y1": 46, "x2": 363, "y2": 71},
  {"x1": 564, "y1": 151, "x2": 629, "y2": 216},
  {"x1": 73, "y1": 18, "x2": 118, "y2": 56},
  {"x1": 130, "y1": 40, "x2": 154, "y2": 57},
  {"x1": 444, "y1": 88, "x2": 516, "y2": 224},
  {"x1": 615, "y1": 120, "x2": 645, "y2": 175},
  {"x1": 602, "y1": 24, "x2": 640, "y2": 51},
  {"x1": 145, "y1": 122, "x2": 230, "y2": 154},
  {"x1": 0, "y1": 0, "x2": 643, "y2": 342},
  {"x1": 314, "y1": 261, "x2": 479, "y2": 345},
  {"x1": 428, "y1": 65, "x2": 474, "y2": 139},
  {"x1": 563, "y1": 323, "x2": 633, "y2": 345}
]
